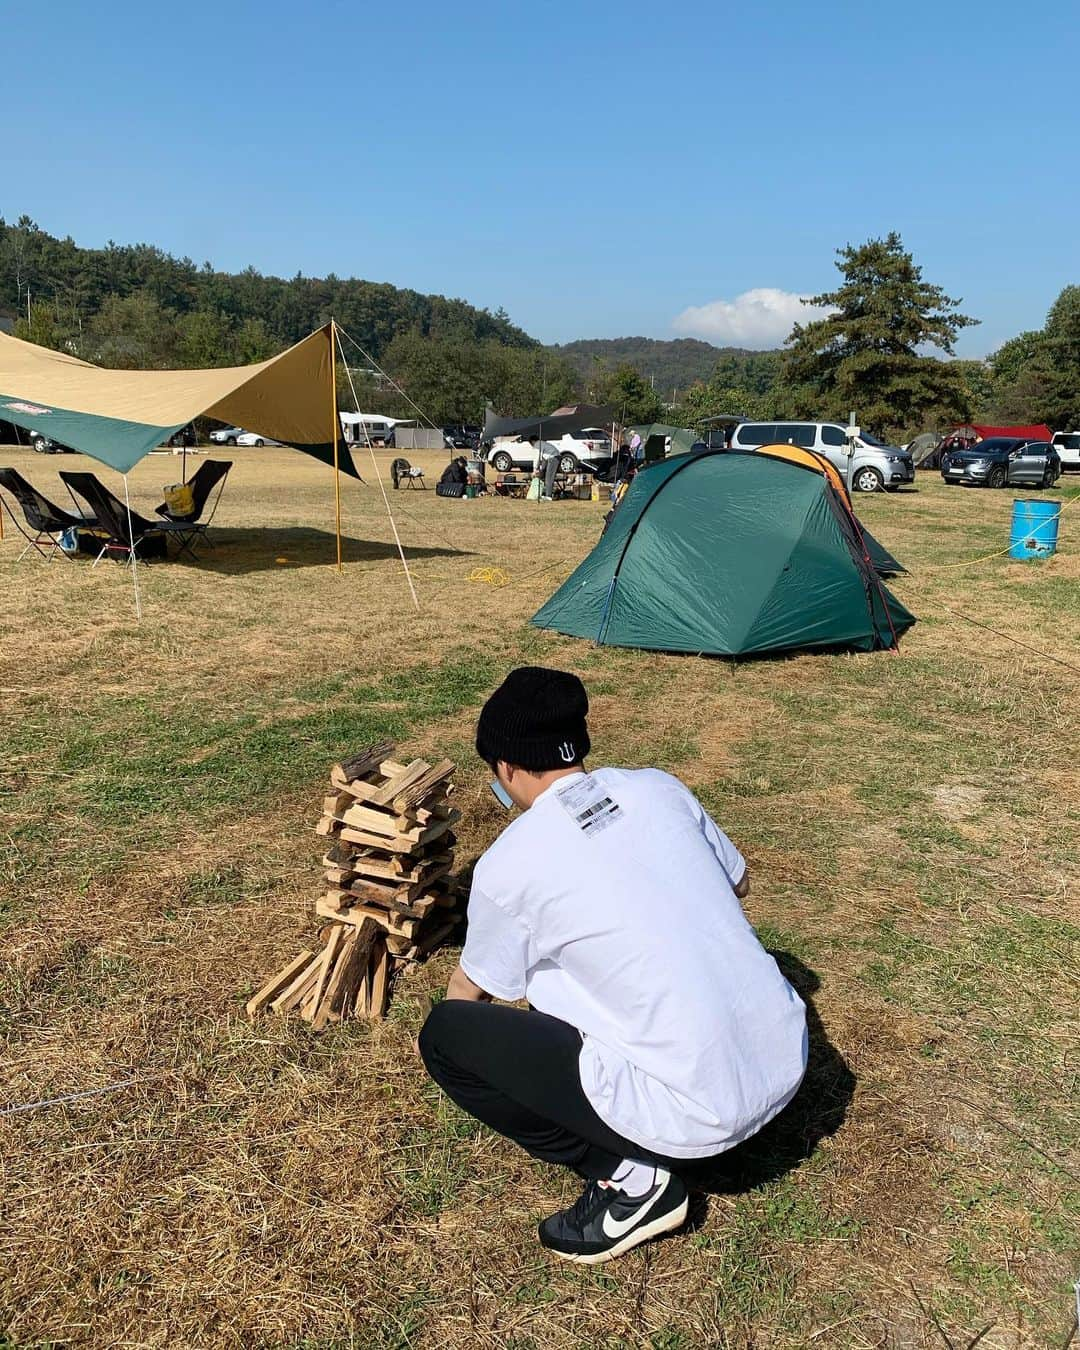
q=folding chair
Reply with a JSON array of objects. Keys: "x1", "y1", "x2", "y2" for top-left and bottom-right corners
[
  {"x1": 0, "y1": 467, "x2": 95, "y2": 562},
  {"x1": 153, "y1": 458, "x2": 231, "y2": 557},
  {"x1": 60, "y1": 471, "x2": 190, "y2": 565}
]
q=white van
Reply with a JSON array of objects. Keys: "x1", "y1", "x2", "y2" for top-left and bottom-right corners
[
  {"x1": 1051, "y1": 431, "x2": 1080, "y2": 472},
  {"x1": 730, "y1": 421, "x2": 914, "y2": 492},
  {"x1": 339, "y1": 412, "x2": 400, "y2": 446}
]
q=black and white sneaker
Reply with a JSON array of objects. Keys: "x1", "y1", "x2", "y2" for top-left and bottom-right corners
[{"x1": 538, "y1": 1168, "x2": 688, "y2": 1264}]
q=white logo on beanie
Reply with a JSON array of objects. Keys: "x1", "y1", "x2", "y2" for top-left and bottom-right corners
[{"x1": 558, "y1": 741, "x2": 575, "y2": 763}]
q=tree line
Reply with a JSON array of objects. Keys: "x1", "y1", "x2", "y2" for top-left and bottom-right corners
[{"x1": 4, "y1": 215, "x2": 1078, "y2": 436}]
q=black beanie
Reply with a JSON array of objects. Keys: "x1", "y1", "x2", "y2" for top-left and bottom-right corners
[{"x1": 476, "y1": 667, "x2": 591, "y2": 771}]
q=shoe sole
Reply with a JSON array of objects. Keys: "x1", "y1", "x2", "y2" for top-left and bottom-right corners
[{"x1": 546, "y1": 1194, "x2": 690, "y2": 1265}]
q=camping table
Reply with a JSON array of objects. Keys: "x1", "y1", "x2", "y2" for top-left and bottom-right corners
[{"x1": 494, "y1": 476, "x2": 529, "y2": 498}]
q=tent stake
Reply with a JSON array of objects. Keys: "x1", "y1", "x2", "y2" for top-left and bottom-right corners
[{"x1": 330, "y1": 320, "x2": 342, "y2": 572}]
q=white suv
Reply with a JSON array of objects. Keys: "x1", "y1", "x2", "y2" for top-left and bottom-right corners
[
  {"x1": 1051, "y1": 431, "x2": 1080, "y2": 472},
  {"x1": 730, "y1": 421, "x2": 914, "y2": 492}
]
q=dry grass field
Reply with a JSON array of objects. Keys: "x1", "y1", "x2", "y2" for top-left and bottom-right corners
[{"x1": 1, "y1": 444, "x2": 1077, "y2": 1350}]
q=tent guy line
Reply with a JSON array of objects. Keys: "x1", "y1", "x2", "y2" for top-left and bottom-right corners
[{"x1": 336, "y1": 323, "x2": 420, "y2": 611}]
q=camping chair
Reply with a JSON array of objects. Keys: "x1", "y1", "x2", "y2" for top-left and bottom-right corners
[
  {"x1": 59, "y1": 471, "x2": 190, "y2": 565},
  {"x1": 0, "y1": 467, "x2": 96, "y2": 562},
  {"x1": 153, "y1": 458, "x2": 231, "y2": 557}
]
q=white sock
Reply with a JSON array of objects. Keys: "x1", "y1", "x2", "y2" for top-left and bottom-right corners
[{"x1": 607, "y1": 1159, "x2": 657, "y2": 1197}]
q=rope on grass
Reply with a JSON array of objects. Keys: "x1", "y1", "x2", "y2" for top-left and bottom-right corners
[
  {"x1": 0, "y1": 1073, "x2": 166, "y2": 1119},
  {"x1": 468, "y1": 566, "x2": 510, "y2": 587}
]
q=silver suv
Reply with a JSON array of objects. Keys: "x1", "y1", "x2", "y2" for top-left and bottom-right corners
[{"x1": 730, "y1": 421, "x2": 914, "y2": 492}]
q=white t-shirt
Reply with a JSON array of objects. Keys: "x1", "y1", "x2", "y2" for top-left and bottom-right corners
[{"x1": 460, "y1": 767, "x2": 808, "y2": 1159}]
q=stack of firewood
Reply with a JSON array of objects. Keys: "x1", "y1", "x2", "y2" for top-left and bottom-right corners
[{"x1": 246, "y1": 742, "x2": 462, "y2": 1028}]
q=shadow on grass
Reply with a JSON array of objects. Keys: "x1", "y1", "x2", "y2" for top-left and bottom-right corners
[
  {"x1": 179, "y1": 526, "x2": 468, "y2": 574},
  {"x1": 680, "y1": 952, "x2": 855, "y2": 1199}
]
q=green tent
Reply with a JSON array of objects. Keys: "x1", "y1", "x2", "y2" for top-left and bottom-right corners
[
  {"x1": 628, "y1": 423, "x2": 697, "y2": 461},
  {"x1": 532, "y1": 450, "x2": 915, "y2": 657}
]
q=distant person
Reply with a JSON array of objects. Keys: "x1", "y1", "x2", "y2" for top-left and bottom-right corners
[
  {"x1": 629, "y1": 429, "x2": 642, "y2": 461},
  {"x1": 440, "y1": 456, "x2": 468, "y2": 487}
]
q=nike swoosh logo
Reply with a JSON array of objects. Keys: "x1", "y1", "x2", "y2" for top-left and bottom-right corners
[{"x1": 601, "y1": 1182, "x2": 665, "y2": 1240}]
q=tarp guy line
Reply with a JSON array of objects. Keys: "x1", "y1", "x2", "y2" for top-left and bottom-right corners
[{"x1": 336, "y1": 327, "x2": 420, "y2": 611}]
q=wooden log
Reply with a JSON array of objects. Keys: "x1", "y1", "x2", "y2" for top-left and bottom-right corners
[
  {"x1": 245, "y1": 950, "x2": 315, "y2": 1017},
  {"x1": 340, "y1": 801, "x2": 417, "y2": 837},
  {"x1": 270, "y1": 951, "x2": 324, "y2": 1013},
  {"x1": 315, "y1": 896, "x2": 418, "y2": 938},
  {"x1": 369, "y1": 939, "x2": 390, "y2": 1019},
  {"x1": 313, "y1": 927, "x2": 362, "y2": 1029},
  {"x1": 412, "y1": 918, "x2": 459, "y2": 958},
  {"x1": 393, "y1": 758, "x2": 455, "y2": 812},
  {"x1": 339, "y1": 825, "x2": 422, "y2": 854},
  {"x1": 368, "y1": 759, "x2": 430, "y2": 806},
  {"x1": 323, "y1": 790, "x2": 355, "y2": 817},
  {"x1": 306, "y1": 925, "x2": 341, "y2": 1021},
  {"x1": 331, "y1": 742, "x2": 397, "y2": 787}
]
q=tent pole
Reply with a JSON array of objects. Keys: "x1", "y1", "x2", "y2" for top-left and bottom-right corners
[
  {"x1": 330, "y1": 320, "x2": 342, "y2": 572},
  {"x1": 123, "y1": 473, "x2": 142, "y2": 621}
]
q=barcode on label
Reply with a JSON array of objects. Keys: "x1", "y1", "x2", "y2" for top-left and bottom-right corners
[{"x1": 556, "y1": 776, "x2": 622, "y2": 837}]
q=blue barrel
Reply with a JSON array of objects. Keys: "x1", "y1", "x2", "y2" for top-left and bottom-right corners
[{"x1": 1009, "y1": 498, "x2": 1061, "y2": 560}]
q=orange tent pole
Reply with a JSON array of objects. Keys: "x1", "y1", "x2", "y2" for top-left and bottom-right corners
[{"x1": 330, "y1": 319, "x2": 342, "y2": 572}]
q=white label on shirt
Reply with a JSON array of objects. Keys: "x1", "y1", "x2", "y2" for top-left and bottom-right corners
[{"x1": 555, "y1": 775, "x2": 623, "y2": 837}]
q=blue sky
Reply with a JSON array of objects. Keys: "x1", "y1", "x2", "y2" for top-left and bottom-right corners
[{"x1": 6, "y1": 0, "x2": 1078, "y2": 356}]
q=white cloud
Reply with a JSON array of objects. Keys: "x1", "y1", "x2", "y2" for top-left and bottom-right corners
[{"x1": 672, "y1": 287, "x2": 833, "y2": 348}]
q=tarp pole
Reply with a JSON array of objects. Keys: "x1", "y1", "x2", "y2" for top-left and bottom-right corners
[
  {"x1": 123, "y1": 473, "x2": 142, "y2": 621},
  {"x1": 330, "y1": 320, "x2": 342, "y2": 572}
]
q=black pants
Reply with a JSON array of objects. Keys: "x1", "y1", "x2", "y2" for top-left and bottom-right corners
[{"x1": 419, "y1": 1000, "x2": 684, "y2": 1180}]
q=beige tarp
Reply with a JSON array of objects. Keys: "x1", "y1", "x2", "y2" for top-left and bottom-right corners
[{"x1": 0, "y1": 323, "x2": 355, "y2": 476}]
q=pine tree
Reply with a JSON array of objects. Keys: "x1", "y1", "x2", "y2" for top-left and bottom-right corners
[{"x1": 783, "y1": 233, "x2": 978, "y2": 437}]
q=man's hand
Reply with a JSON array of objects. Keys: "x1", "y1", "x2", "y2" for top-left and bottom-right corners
[
  {"x1": 733, "y1": 868, "x2": 750, "y2": 900},
  {"x1": 445, "y1": 963, "x2": 493, "y2": 1003}
]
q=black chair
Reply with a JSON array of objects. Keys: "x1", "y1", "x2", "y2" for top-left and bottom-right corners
[
  {"x1": 153, "y1": 458, "x2": 231, "y2": 557},
  {"x1": 60, "y1": 471, "x2": 190, "y2": 565},
  {"x1": 0, "y1": 467, "x2": 96, "y2": 562}
]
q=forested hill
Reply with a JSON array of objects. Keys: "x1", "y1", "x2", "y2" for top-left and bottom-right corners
[
  {"x1": 549, "y1": 336, "x2": 782, "y2": 397},
  {"x1": 0, "y1": 215, "x2": 535, "y2": 366}
]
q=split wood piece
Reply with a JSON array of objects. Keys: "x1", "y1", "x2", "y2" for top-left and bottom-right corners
[
  {"x1": 313, "y1": 924, "x2": 364, "y2": 1029},
  {"x1": 246, "y1": 950, "x2": 315, "y2": 1018},
  {"x1": 413, "y1": 917, "x2": 462, "y2": 958},
  {"x1": 342, "y1": 814, "x2": 457, "y2": 850},
  {"x1": 316, "y1": 896, "x2": 420, "y2": 938},
  {"x1": 330, "y1": 742, "x2": 397, "y2": 789},
  {"x1": 303, "y1": 925, "x2": 341, "y2": 1023},
  {"x1": 323, "y1": 839, "x2": 355, "y2": 868},
  {"x1": 368, "y1": 759, "x2": 430, "y2": 807},
  {"x1": 338, "y1": 849, "x2": 452, "y2": 883},
  {"x1": 269, "y1": 950, "x2": 324, "y2": 1013},
  {"x1": 337, "y1": 824, "x2": 422, "y2": 854},
  {"x1": 323, "y1": 790, "x2": 356, "y2": 818},
  {"x1": 369, "y1": 938, "x2": 390, "y2": 1020},
  {"x1": 392, "y1": 758, "x2": 455, "y2": 812},
  {"x1": 340, "y1": 801, "x2": 423, "y2": 838}
]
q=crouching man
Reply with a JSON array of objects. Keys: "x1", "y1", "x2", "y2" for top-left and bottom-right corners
[{"x1": 419, "y1": 667, "x2": 808, "y2": 1265}]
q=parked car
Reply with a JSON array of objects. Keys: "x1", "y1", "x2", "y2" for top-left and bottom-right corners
[
  {"x1": 941, "y1": 438, "x2": 1061, "y2": 488},
  {"x1": 443, "y1": 424, "x2": 481, "y2": 451},
  {"x1": 236, "y1": 431, "x2": 283, "y2": 447},
  {"x1": 1051, "y1": 431, "x2": 1080, "y2": 472},
  {"x1": 729, "y1": 421, "x2": 914, "y2": 491},
  {"x1": 486, "y1": 430, "x2": 612, "y2": 476},
  {"x1": 30, "y1": 430, "x2": 75, "y2": 454},
  {"x1": 165, "y1": 424, "x2": 197, "y2": 449},
  {"x1": 209, "y1": 425, "x2": 244, "y2": 445}
]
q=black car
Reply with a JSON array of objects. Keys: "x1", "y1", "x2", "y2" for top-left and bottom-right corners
[
  {"x1": 443, "y1": 424, "x2": 481, "y2": 451},
  {"x1": 941, "y1": 438, "x2": 1061, "y2": 488}
]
